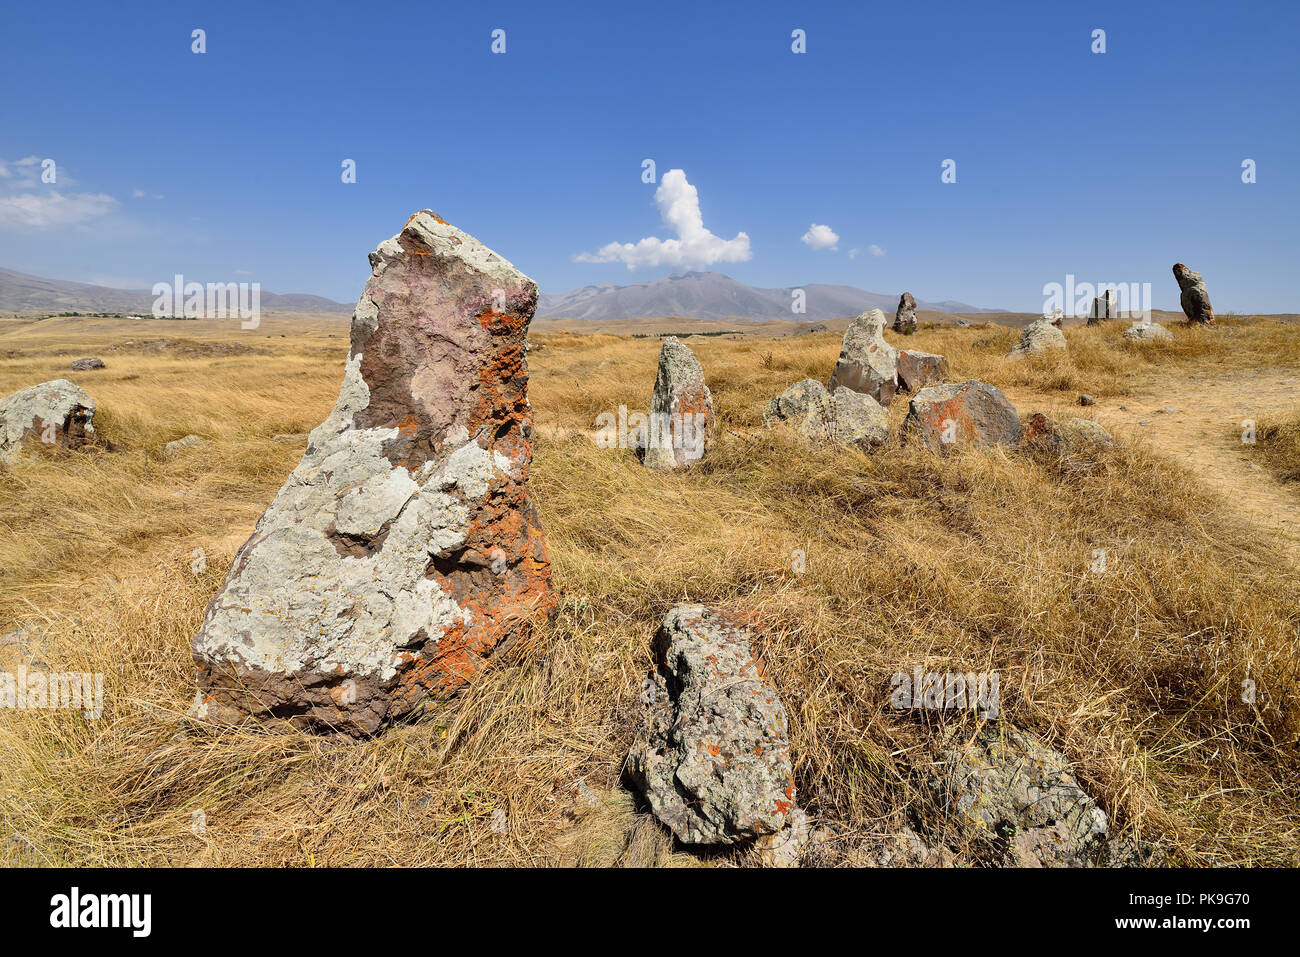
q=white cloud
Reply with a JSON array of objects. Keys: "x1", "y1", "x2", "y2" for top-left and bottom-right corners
[
  {"x1": 869, "y1": 244, "x2": 886, "y2": 257},
  {"x1": 575, "y1": 169, "x2": 751, "y2": 270},
  {"x1": 132, "y1": 188, "x2": 145, "y2": 198},
  {"x1": 801, "y1": 223, "x2": 839, "y2": 251},
  {"x1": 848, "y1": 248, "x2": 859, "y2": 260},
  {"x1": 0, "y1": 190, "x2": 120, "y2": 230}
]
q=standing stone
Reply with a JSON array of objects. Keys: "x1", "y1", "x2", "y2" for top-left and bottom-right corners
[
  {"x1": 1172, "y1": 263, "x2": 1215, "y2": 325},
  {"x1": 628, "y1": 605, "x2": 797, "y2": 846},
  {"x1": 902, "y1": 380, "x2": 1022, "y2": 452},
  {"x1": 763, "y1": 379, "x2": 890, "y2": 452},
  {"x1": 1007, "y1": 316, "x2": 1067, "y2": 359},
  {"x1": 894, "y1": 292, "x2": 918, "y2": 335},
  {"x1": 191, "y1": 211, "x2": 555, "y2": 736},
  {"x1": 1087, "y1": 289, "x2": 1116, "y2": 326},
  {"x1": 828, "y1": 308, "x2": 899, "y2": 405},
  {"x1": 896, "y1": 350, "x2": 949, "y2": 393},
  {"x1": 642, "y1": 336, "x2": 716, "y2": 470},
  {"x1": 0, "y1": 379, "x2": 96, "y2": 465}
]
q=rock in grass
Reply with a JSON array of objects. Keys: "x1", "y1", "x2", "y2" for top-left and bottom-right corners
[
  {"x1": 893, "y1": 291, "x2": 918, "y2": 335},
  {"x1": 163, "y1": 434, "x2": 204, "y2": 458},
  {"x1": 1007, "y1": 316, "x2": 1067, "y2": 359},
  {"x1": 628, "y1": 605, "x2": 797, "y2": 846},
  {"x1": 1122, "y1": 321, "x2": 1173, "y2": 342},
  {"x1": 829, "y1": 308, "x2": 899, "y2": 405},
  {"x1": 1023, "y1": 412, "x2": 1115, "y2": 455},
  {"x1": 191, "y1": 211, "x2": 556, "y2": 736},
  {"x1": 1172, "y1": 263, "x2": 1215, "y2": 325},
  {"x1": 896, "y1": 349, "x2": 949, "y2": 393},
  {"x1": 0, "y1": 379, "x2": 96, "y2": 464},
  {"x1": 902, "y1": 380, "x2": 1022, "y2": 452},
  {"x1": 70, "y1": 357, "x2": 106, "y2": 371},
  {"x1": 642, "y1": 336, "x2": 716, "y2": 470},
  {"x1": 764, "y1": 378, "x2": 890, "y2": 452}
]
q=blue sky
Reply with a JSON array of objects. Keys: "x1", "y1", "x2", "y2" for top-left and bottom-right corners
[{"x1": 1, "y1": 0, "x2": 1296, "y2": 312}]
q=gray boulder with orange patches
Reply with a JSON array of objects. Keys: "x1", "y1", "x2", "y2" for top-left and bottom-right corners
[
  {"x1": 628, "y1": 605, "x2": 798, "y2": 845},
  {"x1": 902, "y1": 380, "x2": 1022, "y2": 452},
  {"x1": 0, "y1": 379, "x2": 96, "y2": 464},
  {"x1": 191, "y1": 211, "x2": 555, "y2": 736},
  {"x1": 642, "y1": 336, "x2": 716, "y2": 470},
  {"x1": 896, "y1": 349, "x2": 949, "y2": 393}
]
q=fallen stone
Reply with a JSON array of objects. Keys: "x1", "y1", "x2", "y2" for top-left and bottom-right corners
[
  {"x1": 1173, "y1": 263, "x2": 1215, "y2": 325},
  {"x1": 896, "y1": 349, "x2": 949, "y2": 393},
  {"x1": 0, "y1": 379, "x2": 96, "y2": 464},
  {"x1": 1079, "y1": 394, "x2": 1095, "y2": 406},
  {"x1": 902, "y1": 380, "x2": 1022, "y2": 452},
  {"x1": 1007, "y1": 316, "x2": 1067, "y2": 359},
  {"x1": 191, "y1": 211, "x2": 556, "y2": 736},
  {"x1": 763, "y1": 379, "x2": 890, "y2": 452},
  {"x1": 642, "y1": 336, "x2": 716, "y2": 470},
  {"x1": 1122, "y1": 321, "x2": 1173, "y2": 342},
  {"x1": 163, "y1": 434, "x2": 204, "y2": 458},
  {"x1": 953, "y1": 319, "x2": 970, "y2": 328},
  {"x1": 804, "y1": 323, "x2": 828, "y2": 334},
  {"x1": 1024, "y1": 413, "x2": 1115, "y2": 455},
  {"x1": 70, "y1": 357, "x2": 106, "y2": 371},
  {"x1": 627, "y1": 605, "x2": 797, "y2": 846},
  {"x1": 893, "y1": 292, "x2": 917, "y2": 335},
  {"x1": 828, "y1": 308, "x2": 898, "y2": 405}
]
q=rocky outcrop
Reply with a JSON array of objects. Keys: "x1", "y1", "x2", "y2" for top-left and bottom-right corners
[
  {"x1": 829, "y1": 309, "x2": 899, "y2": 405},
  {"x1": 1023, "y1": 413, "x2": 1115, "y2": 455},
  {"x1": 764, "y1": 379, "x2": 890, "y2": 452},
  {"x1": 191, "y1": 211, "x2": 555, "y2": 736},
  {"x1": 930, "y1": 726, "x2": 1149, "y2": 867},
  {"x1": 1087, "y1": 290, "x2": 1116, "y2": 326},
  {"x1": 896, "y1": 350, "x2": 949, "y2": 393},
  {"x1": 893, "y1": 292, "x2": 917, "y2": 335},
  {"x1": 1172, "y1": 263, "x2": 1215, "y2": 325},
  {"x1": 1122, "y1": 321, "x2": 1173, "y2": 342},
  {"x1": 0, "y1": 379, "x2": 96, "y2": 464},
  {"x1": 70, "y1": 357, "x2": 105, "y2": 371},
  {"x1": 902, "y1": 380, "x2": 1022, "y2": 452},
  {"x1": 627, "y1": 605, "x2": 797, "y2": 846},
  {"x1": 1007, "y1": 316, "x2": 1067, "y2": 359},
  {"x1": 642, "y1": 336, "x2": 716, "y2": 470}
]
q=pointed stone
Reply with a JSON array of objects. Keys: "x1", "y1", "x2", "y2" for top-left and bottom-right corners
[
  {"x1": 642, "y1": 336, "x2": 716, "y2": 470},
  {"x1": 893, "y1": 292, "x2": 918, "y2": 335},
  {"x1": 191, "y1": 211, "x2": 556, "y2": 736},
  {"x1": 1172, "y1": 263, "x2": 1215, "y2": 325},
  {"x1": 828, "y1": 308, "x2": 899, "y2": 405}
]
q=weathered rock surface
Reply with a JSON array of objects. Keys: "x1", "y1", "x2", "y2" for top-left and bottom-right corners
[
  {"x1": 1173, "y1": 263, "x2": 1215, "y2": 325},
  {"x1": 191, "y1": 211, "x2": 555, "y2": 736},
  {"x1": 764, "y1": 379, "x2": 890, "y2": 452},
  {"x1": 1007, "y1": 316, "x2": 1067, "y2": 359},
  {"x1": 829, "y1": 308, "x2": 899, "y2": 405},
  {"x1": 1087, "y1": 290, "x2": 1117, "y2": 325},
  {"x1": 163, "y1": 434, "x2": 204, "y2": 458},
  {"x1": 1024, "y1": 413, "x2": 1115, "y2": 455},
  {"x1": 870, "y1": 827, "x2": 956, "y2": 868},
  {"x1": 1122, "y1": 321, "x2": 1173, "y2": 342},
  {"x1": 902, "y1": 380, "x2": 1022, "y2": 452},
  {"x1": 642, "y1": 336, "x2": 716, "y2": 470},
  {"x1": 628, "y1": 605, "x2": 797, "y2": 846},
  {"x1": 0, "y1": 379, "x2": 96, "y2": 464},
  {"x1": 893, "y1": 292, "x2": 918, "y2": 335},
  {"x1": 930, "y1": 726, "x2": 1147, "y2": 867},
  {"x1": 70, "y1": 357, "x2": 106, "y2": 371},
  {"x1": 896, "y1": 349, "x2": 949, "y2": 393}
]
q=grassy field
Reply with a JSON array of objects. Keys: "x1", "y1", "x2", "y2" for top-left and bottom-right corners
[{"x1": 1, "y1": 313, "x2": 1298, "y2": 866}]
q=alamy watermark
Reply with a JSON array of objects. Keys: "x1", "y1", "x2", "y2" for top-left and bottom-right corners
[
  {"x1": 1043, "y1": 274, "x2": 1151, "y2": 321},
  {"x1": 1, "y1": 666, "x2": 103, "y2": 719},
  {"x1": 595, "y1": 405, "x2": 707, "y2": 462},
  {"x1": 151, "y1": 274, "x2": 260, "y2": 329},
  {"x1": 890, "y1": 667, "x2": 999, "y2": 718}
]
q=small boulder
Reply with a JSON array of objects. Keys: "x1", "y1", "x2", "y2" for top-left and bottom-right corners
[
  {"x1": 1172, "y1": 263, "x2": 1215, "y2": 325},
  {"x1": 902, "y1": 380, "x2": 1022, "y2": 452},
  {"x1": 70, "y1": 357, "x2": 106, "y2": 371},
  {"x1": 642, "y1": 336, "x2": 716, "y2": 470},
  {"x1": 1078, "y1": 394, "x2": 1095, "y2": 406},
  {"x1": 1007, "y1": 316, "x2": 1067, "y2": 359},
  {"x1": 1023, "y1": 413, "x2": 1115, "y2": 455},
  {"x1": 0, "y1": 379, "x2": 96, "y2": 464},
  {"x1": 828, "y1": 308, "x2": 899, "y2": 405},
  {"x1": 893, "y1": 292, "x2": 918, "y2": 335},
  {"x1": 1122, "y1": 321, "x2": 1173, "y2": 342},
  {"x1": 163, "y1": 434, "x2": 204, "y2": 458},
  {"x1": 764, "y1": 379, "x2": 890, "y2": 452},
  {"x1": 896, "y1": 349, "x2": 949, "y2": 393},
  {"x1": 627, "y1": 605, "x2": 797, "y2": 846},
  {"x1": 803, "y1": 323, "x2": 828, "y2": 334}
]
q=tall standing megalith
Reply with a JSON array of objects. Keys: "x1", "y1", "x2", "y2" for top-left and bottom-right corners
[{"x1": 192, "y1": 211, "x2": 555, "y2": 735}]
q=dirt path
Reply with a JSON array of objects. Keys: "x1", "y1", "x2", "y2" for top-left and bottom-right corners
[{"x1": 1019, "y1": 367, "x2": 1300, "y2": 562}]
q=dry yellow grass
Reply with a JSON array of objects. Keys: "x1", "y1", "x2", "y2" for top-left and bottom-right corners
[
  {"x1": 1257, "y1": 407, "x2": 1300, "y2": 483},
  {"x1": 1, "y1": 314, "x2": 1298, "y2": 867}
]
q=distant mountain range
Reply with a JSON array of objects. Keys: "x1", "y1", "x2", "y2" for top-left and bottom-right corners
[
  {"x1": 0, "y1": 267, "x2": 353, "y2": 315},
  {"x1": 1, "y1": 266, "x2": 998, "y2": 321},
  {"x1": 537, "y1": 271, "x2": 1000, "y2": 321}
]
